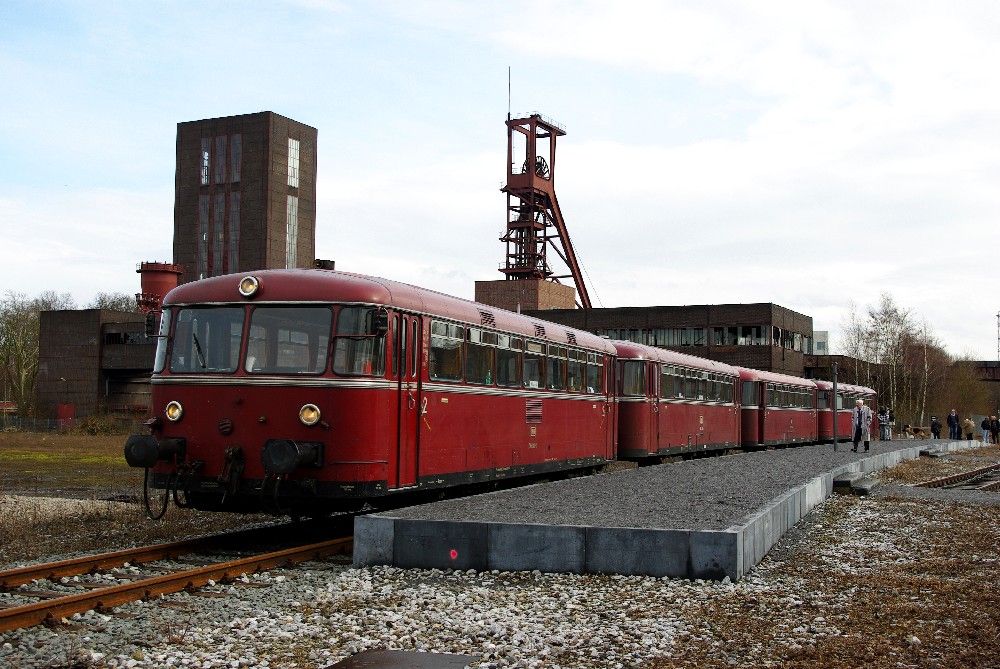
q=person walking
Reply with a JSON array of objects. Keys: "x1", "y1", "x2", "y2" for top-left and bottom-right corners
[
  {"x1": 947, "y1": 409, "x2": 960, "y2": 440},
  {"x1": 963, "y1": 417, "x2": 975, "y2": 441},
  {"x1": 991, "y1": 416, "x2": 999, "y2": 446},
  {"x1": 981, "y1": 416, "x2": 991, "y2": 444},
  {"x1": 930, "y1": 416, "x2": 942, "y2": 439},
  {"x1": 852, "y1": 398, "x2": 874, "y2": 452}
]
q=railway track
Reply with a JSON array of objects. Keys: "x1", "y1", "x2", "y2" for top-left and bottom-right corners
[
  {"x1": 916, "y1": 463, "x2": 1000, "y2": 490},
  {"x1": 0, "y1": 533, "x2": 352, "y2": 633}
]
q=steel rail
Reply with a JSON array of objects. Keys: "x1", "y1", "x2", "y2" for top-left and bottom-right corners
[
  {"x1": 0, "y1": 537, "x2": 215, "y2": 590},
  {"x1": 915, "y1": 463, "x2": 1000, "y2": 489},
  {"x1": 0, "y1": 536, "x2": 351, "y2": 633}
]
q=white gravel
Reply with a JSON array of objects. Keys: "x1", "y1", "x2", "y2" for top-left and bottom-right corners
[{"x1": 0, "y1": 495, "x2": 130, "y2": 523}]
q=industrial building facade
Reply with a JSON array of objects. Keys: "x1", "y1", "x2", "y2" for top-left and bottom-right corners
[
  {"x1": 35, "y1": 310, "x2": 154, "y2": 419},
  {"x1": 526, "y1": 303, "x2": 814, "y2": 376},
  {"x1": 173, "y1": 112, "x2": 318, "y2": 285}
]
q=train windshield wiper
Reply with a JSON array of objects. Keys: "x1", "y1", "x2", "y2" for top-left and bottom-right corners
[{"x1": 192, "y1": 332, "x2": 207, "y2": 369}]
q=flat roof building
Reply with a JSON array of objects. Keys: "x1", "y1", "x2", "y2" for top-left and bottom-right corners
[{"x1": 526, "y1": 303, "x2": 814, "y2": 376}]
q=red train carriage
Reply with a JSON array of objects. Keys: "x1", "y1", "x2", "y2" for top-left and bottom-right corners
[
  {"x1": 738, "y1": 368, "x2": 818, "y2": 448},
  {"x1": 815, "y1": 381, "x2": 877, "y2": 442},
  {"x1": 124, "y1": 270, "x2": 617, "y2": 514},
  {"x1": 614, "y1": 342, "x2": 740, "y2": 459}
]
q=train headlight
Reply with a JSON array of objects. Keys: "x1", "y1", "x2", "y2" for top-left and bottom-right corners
[
  {"x1": 165, "y1": 401, "x2": 184, "y2": 422},
  {"x1": 299, "y1": 404, "x2": 321, "y2": 426},
  {"x1": 238, "y1": 275, "x2": 260, "y2": 298}
]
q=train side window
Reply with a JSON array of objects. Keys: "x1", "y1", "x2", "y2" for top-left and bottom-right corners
[
  {"x1": 742, "y1": 381, "x2": 758, "y2": 406},
  {"x1": 465, "y1": 328, "x2": 494, "y2": 385},
  {"x1": 428, "y1": 319, "x2": 463, "y2": 381},
  {"x1": 586, "y1": 353, "x2": 603, "y2": 393},
  {"x1": 332, "y1": 307, "x2": 386, "y2": 376},
  {"x1": 152, "y1": 307, "x2": 172, "y2": 374},
  {"x1": 567, "y1": 350, "x2": 584, "y2": 392},
  {"x1": 496, "y1": 336, "x2": 521, "y2": 387},
  {"x1": 547, "y1": 345, "x2": 567, "y2": 391},
  {"x1": 523, "y1": 341, "x2": 545, "y2": 389},
  {"x1": 619, "y1": 360, "x2": 645, "y2": 397},
  {"x1": 391, "y1": 315, "x2": 400, "y2": 377},
  {"x1": 410, "y1": 321, "x2": 418, "y2": 378}
]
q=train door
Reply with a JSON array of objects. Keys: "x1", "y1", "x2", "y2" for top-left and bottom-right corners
[
  {"x1": 394, "y1": 314, "x2": 421, "y2": 488},
  {"x1": 649, "y1": 361, "x2": 661, "y2": 453}
]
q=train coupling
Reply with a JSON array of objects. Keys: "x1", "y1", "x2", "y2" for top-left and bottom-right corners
[
  {"x1": 261, "y1": 439, "x2": 324, "y2": 475},
  {"x1": 124, "y1": 434, "x2": 186, "y2": 468}
]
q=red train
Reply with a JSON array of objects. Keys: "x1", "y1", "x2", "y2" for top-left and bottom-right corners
[{"x1": 124, "y1": 269, "x2": 875, "y2": 515}]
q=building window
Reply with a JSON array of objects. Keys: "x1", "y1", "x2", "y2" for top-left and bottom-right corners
[
  {"x1": 287, "y1": 138, "x2": 300, "y2": 187},
  {"x1": 200, "y1": 139, "x2": 210, "y2": 186},
  {"x1": 228, "y1": 192, "x2": 240, "y2": 272},
  {"x1": 214, "y1": 136, "x2": 226, "y2": 184},
  {"x1": 230, "y1": 134, "x2": 241, "y2": 183},
  {"x1": 197, "y1": 195, "x2": 209, "y2": 279},
  {"x1": 286, "y1": 195, "x2": 299, "y2": 268},
  {"x1": 213, "y1": 193, "x2": 225, "y2": 276}
]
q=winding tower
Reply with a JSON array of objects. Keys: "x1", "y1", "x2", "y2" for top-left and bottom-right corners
[{"x1": 475, "y1": 113, "x2": 592, "y2": 311}]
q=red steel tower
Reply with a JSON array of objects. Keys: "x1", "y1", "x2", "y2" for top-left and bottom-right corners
[{"x1": 499, "y1": 113, "x2": 591, "y2": 308}]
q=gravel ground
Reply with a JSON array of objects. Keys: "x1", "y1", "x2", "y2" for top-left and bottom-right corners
[
  {"x1": 1, "y1": 443, "x2": 997, "y2": 668},
  {"x1": 385, "y1": 440, "x2": 945, "y2": 529}
]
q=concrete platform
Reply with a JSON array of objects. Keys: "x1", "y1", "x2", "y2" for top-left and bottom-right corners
[{"x1": 354, "y1": 440, "x2": 978, "y2": 581}]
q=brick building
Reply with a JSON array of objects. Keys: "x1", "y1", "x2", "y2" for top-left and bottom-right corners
[
  {"x1": 526, "y1": 303, "x2": 814, "y2": 376},
  {"x1": 174, "y1": 112, "x2": 318, "y2": 284},
  {"x1": 35, "y1": 310, "x2": 153, "y2": 418}
]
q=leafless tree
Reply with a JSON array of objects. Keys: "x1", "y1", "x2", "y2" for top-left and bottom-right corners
[
  {"x1": 0, "y1": 291, "x2": 76, "y2": 416},
  {"x1": 89, "y1": 291, "x2": 138, "y2": 312}
]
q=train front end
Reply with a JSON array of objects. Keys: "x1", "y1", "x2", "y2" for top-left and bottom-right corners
[{"x1": 124, "y1": 271, "x2": 395, "y2": 515}]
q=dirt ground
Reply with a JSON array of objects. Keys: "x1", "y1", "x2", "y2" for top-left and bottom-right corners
[{"x1": 0, "y1": 431, "x2": 278, "y2": 566}]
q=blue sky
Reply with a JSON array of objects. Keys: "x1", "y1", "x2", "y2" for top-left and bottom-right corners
[{"x1": 2, "y1": 1, "x2": 999, "y2": 357}]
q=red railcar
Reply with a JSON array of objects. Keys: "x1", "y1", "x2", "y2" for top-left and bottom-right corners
[
  {"x1": 738, "y1": 368, "x2": 818, "y2": 447},
  {"x1": 815, "y1": 380, "x2": 877, "y2": 441},
  {"x1": 125, "y1": 270, "x2": 617, "y2": 513},
  {"x1": 614, "y1": 341, "x2": 740, "y2": 458}
]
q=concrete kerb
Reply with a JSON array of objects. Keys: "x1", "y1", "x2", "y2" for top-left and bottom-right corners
[{"x1": 353, "y1": 441, "x2": 983, "y2": 581}]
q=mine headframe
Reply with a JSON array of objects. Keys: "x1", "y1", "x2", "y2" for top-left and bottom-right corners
[{"x1": 500, "y1": 113, "x2": 592, "y2": 309}]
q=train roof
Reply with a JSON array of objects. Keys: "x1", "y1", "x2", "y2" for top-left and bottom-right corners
[
  {"x1": 737, "y1": 367, "x2": 818, "y2": 388},
  {"x1": 163, "y1": 269, "x2": 617, "y2": 354},
  {"x1": 611, "y1": 341, "x2": 740, "y2": 375},
  {"x1": 813, "y1": 380, "x2": 876, "y2": 395}
]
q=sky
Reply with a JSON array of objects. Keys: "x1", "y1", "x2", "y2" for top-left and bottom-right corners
[{"x1": 1, "y1": 1, "x2": 999, "y2": 357}]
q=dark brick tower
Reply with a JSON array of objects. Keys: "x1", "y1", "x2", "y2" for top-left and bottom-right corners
[{"x1": 173, "y1": 112, "x2": 318, "y2": 284}]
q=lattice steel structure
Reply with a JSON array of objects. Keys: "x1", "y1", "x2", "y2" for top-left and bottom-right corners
[{"x1": 500, "y1": 113, "x2": 592, "y2": 309}]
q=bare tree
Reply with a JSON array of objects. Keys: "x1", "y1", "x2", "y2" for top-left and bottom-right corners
[
  {"x1": 0, "y1": 291, "x2": 76, "y2": 415},
  {"x1": 89, "y1": 291, "x2": 137, "y2": 312}
]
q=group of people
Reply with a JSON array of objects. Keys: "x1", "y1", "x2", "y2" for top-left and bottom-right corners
[{"x1": 927, "y1": 409, "x2": 999, "y2": 442}]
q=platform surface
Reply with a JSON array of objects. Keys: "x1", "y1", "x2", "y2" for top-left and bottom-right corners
[{"x1": 354, "y1": 439, "x2": 976, "y2": 581}]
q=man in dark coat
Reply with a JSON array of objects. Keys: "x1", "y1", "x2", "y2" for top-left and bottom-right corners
[
  {"x1": 947, "y1": 410, "x2": 959, "y2": 440},
  {"x1": 930, "y1": 416, "x2": 942, "y2": 439}
]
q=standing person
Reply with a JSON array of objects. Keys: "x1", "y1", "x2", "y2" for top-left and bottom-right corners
[
  {"x1": 991, "y1": 416, "x2": 999, "y2": 446},
  {"x1": 930, "y1": 416, "x2": 942, "y2": 439},
  {"x1": 852, "y1": 398, "x2": 874, "y2": 453},
  {"x1": 963, "y1": 417, "x2": 975, "y2": 441},
  {"x1": 947, "y1": 409, "x2": 959, "y2": 440},
  {"x1": 887, "y1": 408, "x2": 895, "y2": 440},
  {"x1": 877, "y1": 407, "x2": 890, "y2": 440},
  {"x1": 982, "y1": 416, "x2": 991, "y2": 444}
]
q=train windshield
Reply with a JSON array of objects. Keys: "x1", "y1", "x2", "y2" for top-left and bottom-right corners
[
  {"x1": 170, "y1": 307, "x2": 244, "y2": 373},
  {"x1": 246, "y1": 307, "x2": 332, "y2": 374}
]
